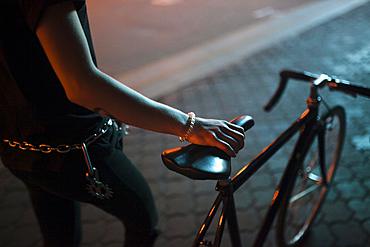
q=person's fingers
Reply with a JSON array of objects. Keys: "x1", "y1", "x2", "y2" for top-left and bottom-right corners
[
  {"x1": 220, "y1": 122, "x2": 245, "y2": 150},
  {"x1": 212, "y1": 127, "x2": 245, "y2": 157},
  {"x1": 226, "y1": 121, "x2": 245, "y2": 135},
  {"x1": 212, "y1": 133, "x2": 237, "y2": 157},
  {"x1": 213, "y1": 132, "x2": 238, "y2": 154},
  {"x1": 189, "y1": 127, "x2": 237, "y2": 156}
]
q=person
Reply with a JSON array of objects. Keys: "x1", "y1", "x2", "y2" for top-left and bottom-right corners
[{"x1": 0, "y1": 0, "x2": 245, "y2": 246}]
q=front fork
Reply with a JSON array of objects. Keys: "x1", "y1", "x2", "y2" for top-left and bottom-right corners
[{"x1": 317, "y1": 115, "x2": 328, "y2": 186}]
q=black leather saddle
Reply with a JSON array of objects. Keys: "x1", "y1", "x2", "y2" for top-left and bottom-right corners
[{"x1": 161, "y1": 115, "x2": 254, "y2": 180}]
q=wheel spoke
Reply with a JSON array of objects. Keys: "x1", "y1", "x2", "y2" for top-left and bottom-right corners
[{"x1": 289, "y1": 183, "x2": 320, "y2": 204}]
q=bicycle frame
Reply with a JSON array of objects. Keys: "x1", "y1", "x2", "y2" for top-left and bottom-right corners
[
  {"x1": 193, "y1": 86, "x2": 327, "y2": 247},
  {"x1": 159, "y1": 70, "x2": 370, "y2": 247}
]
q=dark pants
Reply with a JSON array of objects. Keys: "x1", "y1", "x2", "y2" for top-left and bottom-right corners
[{"x1": 9, "y1": 123, "x2": 159, "y2": 247}]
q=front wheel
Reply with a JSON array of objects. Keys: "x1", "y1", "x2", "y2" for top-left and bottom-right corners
[{"x1": 276, "y1": 106, "x2": 346, "y2": 247}]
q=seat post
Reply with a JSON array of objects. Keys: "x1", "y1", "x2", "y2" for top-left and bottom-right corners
[
  {"x1": 216, "y1": 178, "x2": 232, "y2": 193},
  {"x1": 214, "y1": 178, "x2": 242, "y2": 247}
]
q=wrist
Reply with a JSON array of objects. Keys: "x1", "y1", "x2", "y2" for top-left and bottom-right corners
[{"x1": 179, "y1": 112, "x2": 196, "y2": 142}]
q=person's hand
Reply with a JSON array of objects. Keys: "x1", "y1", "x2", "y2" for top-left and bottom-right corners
[{"x1": 186, "y1": 117, "x2": 245, "y2": 157}]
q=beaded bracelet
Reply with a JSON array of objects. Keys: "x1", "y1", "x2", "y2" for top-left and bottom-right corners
[{"x1": 179, "y1": 112, "x2": 196, "y2": 142}]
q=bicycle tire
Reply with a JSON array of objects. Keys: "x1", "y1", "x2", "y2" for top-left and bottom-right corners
[{"x1": 276, "y1": 106, "x2": 346, "y2": 247}]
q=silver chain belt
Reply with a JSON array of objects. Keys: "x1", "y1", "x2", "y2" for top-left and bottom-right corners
[
  {"x1": 3, "y1": 119, "x2": 113, "y2": 153},
  {"x1": 3, "y1": 118, "x2": 119, "y2": 200}
]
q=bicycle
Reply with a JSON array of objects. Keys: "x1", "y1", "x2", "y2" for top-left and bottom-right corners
[{"x1": 161, "y1": 70, "x2": 370, "y2": 247}]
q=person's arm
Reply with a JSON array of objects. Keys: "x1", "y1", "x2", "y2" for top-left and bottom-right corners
[{"x1": 35, "y1": 1, "x2": 245, "y2": 156}]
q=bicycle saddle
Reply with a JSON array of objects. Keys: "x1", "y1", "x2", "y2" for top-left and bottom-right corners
[{"x1": 161, "y1": 115, "x2": 254, "y2": 180}]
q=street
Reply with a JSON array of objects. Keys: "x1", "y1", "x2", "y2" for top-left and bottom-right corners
[
  {"x1": 86, "y1": 0, "x2": 364, "y2": 98},
  {"x1": 86, "y1": 0, "x2": 319, "y2": 76}
]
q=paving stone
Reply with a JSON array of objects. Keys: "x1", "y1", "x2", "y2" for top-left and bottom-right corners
[
  {"x1": 240, "y1": 231, "x2": 259, "y2": 247},
  {"x1": 166, "y1": 215, "x2": 197, "y2": 237},
  {"x1": 234, "y1": 189, "x2": 254, "y2": 210},
  {"x1": 0, "y1": 226, "x2": 18, "y2": 247},
  {"x1": 82, "y1": 221, "x2": 107, "y2": 246},
  {"x1": 148, "y1": 180, "x2": 162, "y2": 198},
  {"x1": 237, "y1": 210, "x2": 259, "y2": 232},
  {"x1": 140, "y1": 154, "x2": 163, "y2": 172},
  {"x1": 141, "y1": 164, "x2": 167, "y2": 183},
  {"x1": 100, "y1": 221, "x2": 124, "y2": 246},
  {"x1": 252, "y1": 189, "x2": 275, "y2": 209},
  {"x1": 304, "y1": 224, "x2": 335, "y2": 247},
  {"x1": 164, "y1": 167, "x2": 188, "y2": 180},
  {"x1": 164, "y1": 179, "x2": 192, "y2": 197},
  {"x1": 324, "y1": 184, "x2": 341, "y2": 203},
  {"x1": 333, "y1": 166, "x2": 354, "y2": 182},
  {"x1": 193, "y1": 193, "x2": 219, "y2": 215},
  {"x1": 81, "y1": 203, "x2": 111, "y2": 223},
  {"x1": 2, "y1": 191, "x2": 30, "y2": 208},
  {"x1": 247, "y1": 172, "x2": 275, "y2": 189},
  {"x1": 164, "y1": 195, "x2": 194, "y2": 216},
  {"x1": 4, "y1": 174, "x2": 28, "y2": 190},
  {"x1": 7, "y1": 224, "x2": 42, "y2": 247},
  {"x1": 351, "y1": 165, "x2": 370, "y2": 180},
  {"x1": 0, "y1": 207, "x2": 24, "y2": 227},
  {"x1": 154, "y1": 194, "x2": 167, "y2": 213},
  {"x1": 100, "y1": 243, "x2": 122, "y2": 247},
  {"x1": 335, "y1": 180, "x2": 367, "y2": 199},
  {"x1": 164, "y1": 237, "x2": 194, "y2": 247},
  {"x1": 363, "y1": 220, "x2": 370, "y2": 235},
  {"x1": 321, "y1": 201, "x2": 352, "y2": 224},
  {"x1": 349, "y1": 197, "x2": 370, "y2": 221},
  {"x1": 331, "y1": 222, "x2": 368, "y2": 247},
  {"x1": 20, "y1": 208, "x2": 39, "y2": 225}
]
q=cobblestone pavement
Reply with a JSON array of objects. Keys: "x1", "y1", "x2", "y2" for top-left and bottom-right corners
[{"x1": 1, "y1": 3, "x2": 370, "y2": 247}]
